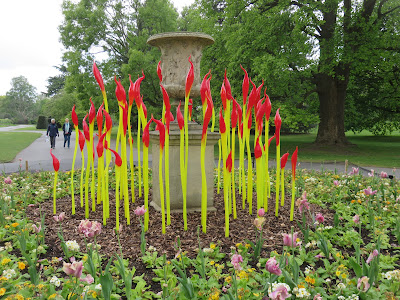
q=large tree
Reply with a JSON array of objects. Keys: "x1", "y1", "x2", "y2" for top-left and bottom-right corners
[
  {"x1": 4, "y1": 76, "x2": 38, "y2": 123},
  {"x1": 59, "y1": 0, "x2": 179, "y2": 119},
  {"x1": 184, "y1": 0, "x2": 400, "y2": 144}
]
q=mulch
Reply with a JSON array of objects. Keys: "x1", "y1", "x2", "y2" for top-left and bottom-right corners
[{"x1": 25, "y1": 187, "x2": 334, "y2": 292}]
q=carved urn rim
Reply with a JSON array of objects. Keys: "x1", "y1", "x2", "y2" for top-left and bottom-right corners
[{"x1": 147, "y1": 32, "x2": 214, "y2": 47}]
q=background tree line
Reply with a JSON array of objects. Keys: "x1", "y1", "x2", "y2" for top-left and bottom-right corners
[{"x1": 1, "y1": 0, "x2": 398, "y2": 146}]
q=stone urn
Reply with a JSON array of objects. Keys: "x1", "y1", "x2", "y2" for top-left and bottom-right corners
[{"x1": 147, "y1": 32, "x2": 219, "y2": 212}]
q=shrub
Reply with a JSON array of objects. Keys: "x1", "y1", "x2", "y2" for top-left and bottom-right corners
[{"x1": 36, "y1": 116, "x2": 47, "y2": 129}]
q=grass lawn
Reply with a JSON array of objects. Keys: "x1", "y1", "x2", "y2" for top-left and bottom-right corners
[
  {"x1": 215, "y1": 130, "x2": 400, "y2": 167},
  {"x1": 0, "y1": 132, "x2": 42, "y2": 163},
  {"x1": 13, "y1": 126, "x2": 45, "y2": 131}
]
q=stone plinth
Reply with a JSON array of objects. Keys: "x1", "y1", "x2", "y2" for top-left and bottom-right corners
[{"x1": 149, "y1": 121, "x2": 220, "y2": 212}]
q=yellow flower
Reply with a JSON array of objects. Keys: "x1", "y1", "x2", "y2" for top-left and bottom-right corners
[
  {"x1": 210, "y1": 261, "x2": 215, "y2": 265},
  {"x1": 18, "y1": 261, "x2": 26, "y2": 270},
  {"x1": 0, "y1": 277, "x2": 7, "y2": 281},
  {"x1": 336, "y1": 252, "x2": 341, "y2": 258},
  {"x1": 48, "y1": 294, "x2": 57, "y2": 299},
  {"x1": 11, "y1": 223, "x2": 19, "y2": 228},
  {"x1": 341, "y1": 273, "x2": 347, "y2": 279},
  {"x1": 225, "y1": 276, "x2": 232, "y2": 283},
  {"x1": 357, "y1": 199, "x2": 362, "y2": 204},
  {"x1": 236, "y1": 243, "x2": 242, "y2": 247},
  {"x1": 4, "y1": 225, "x2": 9, "y2": 229},
  {"x1": 37, "y1": 284, "x2": 44, "y2": 289},
  {"x1": 305, "y1": 276, "x2": 315, "y2": 285},
  {"x1": 245, "y1": 243, "x2": 251, "y2": 248},
  {"x1": 210, "y1": 243, "x2": 216, "y2": 249},
  {"x1": 238, "y1": 270, "x2": 248, "y2": 279},
  {"x1": 83, "y1": 254, "x2": 88, "y2": 262},
  {"x1": 1, "y1": 258, "x2": 11, "y2": 265},
  {"x1": 0, "y1": 288, "x2": 5, "y2": 296},
  {"x1": 351, "y1": 200, "x2": 356, "y2": 203},
  {"x1": 91, "y1": 291, "x2": 97, "y2": 298},
  {"x1": 15, "y1": 294, "x2": 24, "y2": 300},
  {"x1": 298, "y1": 283, "x2": 305, "y2": 288},
  {"x1": 336, "y1": 270, "x2": 341, "y2": 276}
]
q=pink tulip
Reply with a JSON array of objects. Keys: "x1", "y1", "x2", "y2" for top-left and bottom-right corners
[
  {"x1": 368, "y1": 169, "x2": 375, "y2": 177},
  {"x1": 364, "y1": 187, "x2": 377, "y2": 196},
  {"x1": 298, "y1": 191, "x2": 310, "y2": 214},
  {"x1": 254, "y1": 217, "x2": 265, "y2": 230},
  {"x1": 63, "y1": 260, "x2": 83, "y2": 278},
  {"x1": 134, "y1": 205, "x2": 146, "y2": 216},
  {"x1": 353, "y1": 215, "x2": 360, "y2": 224},
  {"x1": 283, "y1": 232, "x2": 299, "y2": 247},
  {"x1": 53, "y1": 212, "x2": 65, "y2": 222},
  {"x1": 257, "y1": 208, "x2": 265, "y2": 217},
  {"x1": 349, "y1": 167, "x2": 359, "y2": 175},
  {"x1": 313, "y1": 294, "x2": 323, "y2": 300},
  {"x1": 333, "y1": 180, "x2": 339, "y2": 186},
  {"x1": 315, "y1": 213, "x2": 324, "y2": 224},
  {"x1": 78, "y1": 220, "x2": 102, "y2": 238},
  {"x1": 4, "y1": 177, "x2": 12, "y2": 184},
  {"x1": 380, "y1": 171, "x2": 388, "y2": 178},
  {"x1": 366, "y1": 249, "x2": 379, "y2": 264},
  {"x1": 269, "y1": 284, "x2": 291, "y2": 300},
  {"x1": 357, "y1": 276, "x2": 370, "y2": 292},
  {"x1": 32, "y1": 224, "x2": 41, "y2": 233},
  {"x1": 231, "y1": 254, "x2": 243, "y2": 270},
  {"x1": 80, "y1": 274, "x2": 94, "y2": 284},
  {"x1": 265, "y1": 257, "x2": 282, "y2": 275}
]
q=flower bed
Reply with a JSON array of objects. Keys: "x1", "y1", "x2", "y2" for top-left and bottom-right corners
[{"x1": 0, "y1": 169, "x2": 399, "y2": 299}]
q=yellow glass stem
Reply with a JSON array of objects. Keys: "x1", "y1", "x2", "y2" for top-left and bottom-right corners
[
  {"x1": 201, "y1": 139, "x2": 207, "y2": 233},
  {"x1": 127, "y1": 105, "x2": 135, "y2": 202},
  {"x1": 115, "y1": 168, "x2": 120, "y2": 232},
  {"x1": 281, "y1": 168, "x2": 285, "y2": 206},
  {"x1": 80, "y1": 152, "x2": 85, "y2": 208},
  {"x1": 217, "y1": 139, "x2": 221, "y2": 194},
  {"x1": 265, "y1": 121, "x2": 270, "y2": 199},
  {"x1": 89, "y1": 123, "x2": 95, "y2": 207},
  {"x1": 275, "y1": 144, "x2": 281, "y2": 216},
  {"x1": 159, "y1": 149, "x2": 166, "y2": 234},
  {"x1": 179, "y1": 129, "x2": 187, "y2": 230},
  {"x1": 290, "y1": 177, "x2": 296, "y2": 221},
  {"x1": 231, "y1": 128, "x2": 236, "y2": 219},
  {"x1": 85, "y1": 146, "x2": 92, "y2": 218},
  {"x1": 53, "y1": 171, "x2": 58, "y2": 215},
  {"x1": 165, "y1": 131, "x2": 171, "y2": 225},
  {"x1": 137, "y1": 115, "x2": 142, "y2": 198},
  {"x1": 143, "y1": 146, "x2": 149, "y2": 231},
  {"x1": 71, "y1": 125, "x2": 79, "y2": 215}
]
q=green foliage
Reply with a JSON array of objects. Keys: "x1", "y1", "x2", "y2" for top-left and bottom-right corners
[{"x1": 0, "y1": 132, "x2": 42, "y2": 162}]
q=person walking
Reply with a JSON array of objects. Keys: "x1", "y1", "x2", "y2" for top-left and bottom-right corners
[
  {"x1": 62, "y1": 118, "x2": 73, "y2": 148},
  {"x1": 46, "y1": 119, "x2": 59, "y2": 149}
]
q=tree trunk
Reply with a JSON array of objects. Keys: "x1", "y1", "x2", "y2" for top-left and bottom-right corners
[{"x1": 314, "y1": 72, "x2": 351, "y2": 146}]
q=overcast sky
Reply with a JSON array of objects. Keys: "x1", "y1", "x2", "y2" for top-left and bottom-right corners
[{"x1": 0, "y1": 0, "x2": 194, "y2": 96}]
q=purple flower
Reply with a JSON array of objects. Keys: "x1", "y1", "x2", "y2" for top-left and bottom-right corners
[
  {"x1": 4, "y1": 177, "x2": 12, "y2": 185},
  {"x1": 32, "y1": 224, "x2": 41, "y2": 233},
  {"x1": 257, "y1": 208, "x2": 265, "y2": 217},
  {"x1": 269, "y1": 284, "x2": 291, "y2": 300},
  {"x1": 364, "y1": 187, "x2": 377, "y2": 196},
  {"x1": 231, "y1": 254, "x2": 243, "y2": 270},
  {"x1": 265, "y1": 257, "x2": 281, "y2": 275},
  {"x1": 53, "y1": 212, "x2": 65, "y2": 222},
  {"x1": 357, "y1": 276, "x2": 370, "y2": 292},
  {"x1": 297, "y1": 191, "x2": 310, "y2": 214},
  {"x1": 353, "y1": 215, "x2": 360, "y2": 224},
  {"x1": 134, "y1": 205, "x2": 146, "y2": 216},
  {"x1": 78, "y1": 220, "x2": 102, "y2": 238},
  {"x1": 283, "y1": 232, "x2": 300, "y2": 247},
  {"x1": 315, "y1": 213, "x2": 324, "y2": 224},
  {"x1": 366, "y1": 249, "x2": 379, "y2": 264},
  {"x1": 63, "y1": 260, "x2": 83, "y2": 278},
  {"x1": 349, "y1": 167, "x2": 359, "y2": 175},
  {"x1": 380, "y1": 171, "x2": 388, "y2": 178}
]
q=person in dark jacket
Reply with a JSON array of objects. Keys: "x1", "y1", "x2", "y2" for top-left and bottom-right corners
[
  {"x1": 62, "y1": 118, "x2": 73, "y2": 148},
  {"x1": 46, "y1": 119, "x2": 59, "y2": 149}
]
